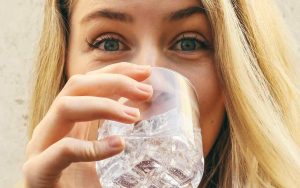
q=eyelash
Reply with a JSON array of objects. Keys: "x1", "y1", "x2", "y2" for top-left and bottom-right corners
[
  {"x1": 87, "y1": 34, "x2": 127, "y2": 50},
  {"x1": 87, "y1": 33, "x2": 211, "y2": 51},
  {"x1": 171, "y1": 34, "x2": 211, "y2": 51}
]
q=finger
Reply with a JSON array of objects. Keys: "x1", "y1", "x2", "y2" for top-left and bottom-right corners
[
  {"x1": 60, "y1": 73, "x2": 153, "y2": 101},
  {"x1": 23, "y1": 136, "x2": 124, "y2": 187},
  {"x1": 87, "y1": 62, "x2": 152, "y2": 82},
  {"x1": 29, "y1": 96, "x2": 139, "y2": 153}
]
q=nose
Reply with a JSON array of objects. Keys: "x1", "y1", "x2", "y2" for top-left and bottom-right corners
[{"x1": 130, "y1": 40, "x2": 164, "y2": 67}]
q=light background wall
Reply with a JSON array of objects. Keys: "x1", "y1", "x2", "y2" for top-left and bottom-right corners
[{"x1": 0, "y1": 1, "x2": 299, "y2": 187}]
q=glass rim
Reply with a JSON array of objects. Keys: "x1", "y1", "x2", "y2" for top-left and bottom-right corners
[{"x1": 150, "y1": 66, "x2": 199, "y2": 102}]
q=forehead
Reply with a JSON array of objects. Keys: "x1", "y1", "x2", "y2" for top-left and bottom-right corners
[{"x1": 71, "y1": 0, "x2": 203, "y2": 22}]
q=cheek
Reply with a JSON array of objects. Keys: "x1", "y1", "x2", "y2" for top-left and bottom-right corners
[
  {"x1": 66, "y1": 28, "x2": 94, "y2": 77},
  {"x1": 188, "y1": 63, "x2": 225, "y2": 156}
]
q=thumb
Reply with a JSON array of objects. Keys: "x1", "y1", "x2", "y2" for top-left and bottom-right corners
[{"x1": 23, "y1": 136, "x2": 124, "y2": 188}]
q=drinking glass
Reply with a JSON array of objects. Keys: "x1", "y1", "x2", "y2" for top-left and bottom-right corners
[{"x1": 96, "y1": 67, "x2": 204, "y2": 188}]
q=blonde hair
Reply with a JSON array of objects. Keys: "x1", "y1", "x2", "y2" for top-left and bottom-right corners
[{"x1": 29, "y1": 0, "x2": 300, "y2": 187}]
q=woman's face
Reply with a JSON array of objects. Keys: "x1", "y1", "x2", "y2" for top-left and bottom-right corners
[{"x1": 67, "y1": 0, "x2": 225, "y2": 156}]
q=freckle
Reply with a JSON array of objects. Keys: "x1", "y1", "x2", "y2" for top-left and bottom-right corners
[{"x1": 210, "y1": 120, "x2": 214, "y2": 124}]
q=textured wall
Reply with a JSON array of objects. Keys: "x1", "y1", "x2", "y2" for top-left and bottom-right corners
[
  {"x1": 0, "y1": 1, "x2": 44, "y2": 187},
  {"x1": 0, "y1": 1, "x2": 299, "y2": 187}
]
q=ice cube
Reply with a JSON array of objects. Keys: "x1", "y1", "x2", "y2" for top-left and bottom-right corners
[{"x1": 97, "y1": 108, "x2": 204, "y2": 188}]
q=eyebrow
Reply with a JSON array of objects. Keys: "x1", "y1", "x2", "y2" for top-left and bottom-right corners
[
  {"x1": 168, "y1": 6, "x2": 206, "y2": 21},
  {"x1": 81, "y1": 6, "x2": 206, "y2": 24},
  {"x1": 81, "y1": 9, "x2": 134, "y2": 24}
]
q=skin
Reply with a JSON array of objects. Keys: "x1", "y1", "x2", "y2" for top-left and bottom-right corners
[{"x1": 23, "y1": 0, "x2": 225, "y2": 187}]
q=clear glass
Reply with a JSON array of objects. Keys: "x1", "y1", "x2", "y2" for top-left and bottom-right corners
[{"x1": 96, "y1": 67, "x2": 204, "y2": 188}]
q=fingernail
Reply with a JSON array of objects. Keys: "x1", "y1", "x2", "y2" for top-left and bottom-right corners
[
  {"x1": 123, "y1": 106, "x2": 140, "y2": 117},
  {"x1": 108, "y1": 136, "x2": 124, "y2": 148},
  {"x1": 137, "y1": 83, "x2": 153, "y2": 94}
]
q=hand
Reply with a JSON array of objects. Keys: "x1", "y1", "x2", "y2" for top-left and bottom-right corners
[{"x1": 23, "y1": 63, "x2": 153, "y2": 188}]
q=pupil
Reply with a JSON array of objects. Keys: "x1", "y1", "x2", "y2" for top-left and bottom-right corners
[
  {"x1": 181, "y1": 39, "x2": 196, "y2": 51},
  {"x1": 104, "y1": 39, "x2": 119, "y2": 51}
]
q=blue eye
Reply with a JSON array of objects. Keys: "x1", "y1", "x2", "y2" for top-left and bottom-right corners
[
  {"x1": 172, "y1": 37, "x2": 210, "y2": 51},
  {"x1": 103, "y1": 39, "x2": 120, "y2": 51},
  {"x1": 88, "y1": 35, "x2": 127, "y2": 51}
]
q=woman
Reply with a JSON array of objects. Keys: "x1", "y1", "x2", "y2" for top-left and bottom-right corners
[{"x1": 23, "y1": 0, "x2": 300, "y2": 187}]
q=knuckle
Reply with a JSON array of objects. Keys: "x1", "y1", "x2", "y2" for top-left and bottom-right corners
[
  {"x1": 99, "y1": 62, "x2": 131, "y2": 73},
  {"x1": 107, "y1": 75, "x2": 128, "y2": 94},
  {"x1": 55, "y1": 137, "x2": 76, "y2": 162},
  {"x1": 115, "y1": 74, "x2": 136, "y2": 86},
  {"x1": 25, "y1": 140, "x2": 35, "y2": 157},
  {"x1": 66, "y1": 74, "x2": 84, "y2": 88},
  {"x1": 57, "y1": 137, "x2": 75, "y2": 157},
  {"x1": 55, "y1": 96, "x2": 71, "y2": 114},
  {"x1": 85, "y1": 142, "x2": 99, "y2": 159},
  {"x1": 109, "y1": 62, "x2": 129, "y2": 69},
  {"x1": 22, "y1": 161, "x2": 29, "y2": 174},
  {"x1": 58, "y1": 138, "x2": 100, "y2": 161},
  {"x1": 117, "y1": 62, "x2": 132, "y2": 69},
  {"x1": 22, "y1": 160, "x2": 33, "y2": 177},
  {"x1": 99, "y1": 97, "x2": 115, "y2": 108}
]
